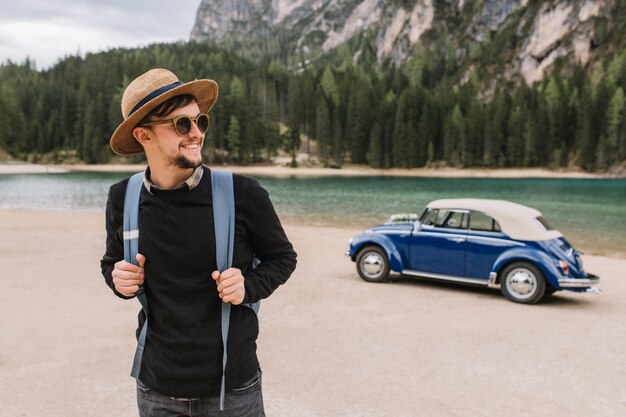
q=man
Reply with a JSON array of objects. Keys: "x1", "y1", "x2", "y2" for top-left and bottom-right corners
[{"x1": 100, "y1": 68, "x2": 297, "y2": 417}]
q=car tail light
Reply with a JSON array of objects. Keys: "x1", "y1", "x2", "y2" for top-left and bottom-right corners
[{"x1": 559, "y1": 260, "x2": 570, "y2": 275}]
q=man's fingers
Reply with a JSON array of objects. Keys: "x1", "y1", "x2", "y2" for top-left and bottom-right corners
[
  {"x1": 112, "y1": 268, "x2": 144, "y2": 279},
  {"x1": 214, "y1": 268, "x2": 241, "y2": 286},
  {"x1": 213, "y1": 268, "x2": 244, "y2": 304},
  {"x1": 136, "y1": 253, "x2": 146, "y2": 268},
  {"x1": 112, "y1": 269, "x2": 144, "y2": 282},
  {"x1": 112, "y1": 254, "x2": 145, "y2": 297},
  {"x1": 219, "y1": 283, "x2": 240, "y2": 296},
  {"x1": 112, "y1": 258, "x2": 144, "y2": 283},
  {"x1": 113, "y1": 277, "x2": 143, "y2": 287},
  {"x1": 216, "y1": 275, "x2": 243, "y2": 293},
  {"x1": 217, "y1": 268, "x2": 241, "y2": 280},
  {"x1": 217, "y1": 276, "x2": 245, "y2": 305},
  {"x1": 117, "y1": 285, "x2": 139, "y2": 296},
  {"x1": 114, "y1": 260, "x2": 143, "y2": 274},
  {"x1": 222, "y1": 291, "x2": 244, "y2": 304}
]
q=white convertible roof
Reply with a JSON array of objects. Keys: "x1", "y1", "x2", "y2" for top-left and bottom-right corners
[{"x1": 426, "y1": 198, "x2": 563, "y2": 241}]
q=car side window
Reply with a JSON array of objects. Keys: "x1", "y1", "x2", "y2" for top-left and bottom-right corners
[
  {"x1": 469, "y1": 211, "x2": 501, "y2": 232},
  {"x1": 423, "y1": 209, "x2": 468, "y2": 229},
  {"x1": 535, "y1": 216, "x2": 553, "y2": 231},
  {"x1": 441, "y1": 211, "x2": 468, "y2": 229}
]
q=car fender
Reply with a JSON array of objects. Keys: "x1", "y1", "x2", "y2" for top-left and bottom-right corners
[
  {"x1": 351, "y1": 234, "x2": 404, "y2": 273},
  {"x1": 491, "y1": 247, "x2": 561, "y2": 288}
]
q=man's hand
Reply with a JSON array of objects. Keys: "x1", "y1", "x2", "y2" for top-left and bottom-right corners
[
  {"x1": 212, "y1": 268, "x2": 245, "y2": 305},
  {"x1": 112, "y1": 254, "x2": 145, "y2": 297}
]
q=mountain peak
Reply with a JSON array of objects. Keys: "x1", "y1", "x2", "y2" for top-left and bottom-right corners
[{"x1": 191, "y1": 0, "x2": 613, "y2": 83}]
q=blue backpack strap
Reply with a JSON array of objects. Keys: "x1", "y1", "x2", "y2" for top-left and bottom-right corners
[
  {"x1": 123, "y1": 172, "x2": 149, "y2": 379},
  {"x1": 123, "y1": 173, "x2": 143, "y2": 266},
  {"x1": 211, "y1": 169, "x2": 235, "y2": 411},
  {"x1": 212, "y1": 169, "x2": 261, "y2": 410}
]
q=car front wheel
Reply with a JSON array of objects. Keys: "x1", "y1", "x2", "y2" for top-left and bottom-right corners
[
  {"x1": 500, "y1": 261, "x2": 546, "y2": 304},
  {"x1": 356, "y1": 246, "x2": 390, "y2": 283}
]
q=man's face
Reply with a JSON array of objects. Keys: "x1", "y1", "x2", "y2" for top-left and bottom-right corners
[{"x1": 146, "y1": 101, "x2": 205, "y2": 170}]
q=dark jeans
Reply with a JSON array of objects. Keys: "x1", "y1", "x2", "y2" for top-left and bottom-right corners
[{"x1": 136, "y1": 371, "x2": 265, "y2": 417}]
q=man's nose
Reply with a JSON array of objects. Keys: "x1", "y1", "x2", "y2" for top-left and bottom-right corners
[{"x1": 188, "y1": 120, "x2": 204, "y2": 139}]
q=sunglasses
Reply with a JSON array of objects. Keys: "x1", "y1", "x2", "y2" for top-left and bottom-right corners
[{"x1": 141, "y1": 113, "x2": 210, "y2": 136}]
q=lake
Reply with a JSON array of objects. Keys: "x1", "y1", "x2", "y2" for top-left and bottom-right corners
[{"x1": 0, "y1": 171, "x2": 624, "y2": 257}]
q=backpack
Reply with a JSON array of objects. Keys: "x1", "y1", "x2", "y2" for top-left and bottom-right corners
[{"x1": 122, "y1": 169, "x2": 259, "y2": 411}]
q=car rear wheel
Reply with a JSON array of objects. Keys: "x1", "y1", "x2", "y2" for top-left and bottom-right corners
[
  {"x1": 356, "y1": 246, "x2": 390, "y2": 283},
  {"x1": 500, "y1": 261, "x2": 546, "y2": 304}
]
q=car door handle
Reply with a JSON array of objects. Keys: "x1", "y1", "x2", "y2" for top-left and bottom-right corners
[{"x1": 450, "y1": 237, "x2": 466, "y2": 243}]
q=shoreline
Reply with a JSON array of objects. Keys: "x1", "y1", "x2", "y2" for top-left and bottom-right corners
[
  {"x1": 0, "y1": 162, "x2": 621, "y2": 178},
  {"x1": 1, "y1": 206, "x2": 624, "y2": 259}
]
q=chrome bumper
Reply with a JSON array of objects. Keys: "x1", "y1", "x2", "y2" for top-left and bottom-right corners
[
  {"x1": 344, "y1": 250, "x2": 351, "y2": 257},
  {"x1": 558, "y1": 273, "x2": 600, "y2": 289}
]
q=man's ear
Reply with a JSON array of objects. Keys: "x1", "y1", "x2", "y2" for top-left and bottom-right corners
[{"x1": 132, "y1": 127, "x2": 151, "y2": 145}]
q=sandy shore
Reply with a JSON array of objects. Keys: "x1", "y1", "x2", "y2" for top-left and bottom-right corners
[
  {"x1": 0, "y1": 162, "x2": 70, "y2": 174},
  {"x1": 0, "y1": 209, "x2": 624, "y2": 416},
  {"x1": 0, "y1": 162, "x2": 616, "y2": 178}
]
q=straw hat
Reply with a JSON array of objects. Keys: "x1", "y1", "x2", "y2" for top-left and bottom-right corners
[{"x1": 110, "y1": 68, "x2": 219, "y2": 155}]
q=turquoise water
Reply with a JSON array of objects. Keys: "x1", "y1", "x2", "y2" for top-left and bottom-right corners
[{"x1": 0, "y1": 172, "x2": 624, "y2": 257}]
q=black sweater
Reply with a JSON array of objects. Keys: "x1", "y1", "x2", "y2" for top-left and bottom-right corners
[{"x1": 100, "y1": 167, "x2": 297, "y2": 398}]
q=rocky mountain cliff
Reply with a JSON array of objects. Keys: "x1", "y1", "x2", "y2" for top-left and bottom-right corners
[{"x1": 190, "y1": 0, "x2": 616, "y2": 84}]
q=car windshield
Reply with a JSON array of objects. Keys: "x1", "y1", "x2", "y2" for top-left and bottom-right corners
[{"x1": 421, "y1": 209, "x2": 440, "y2": 226}]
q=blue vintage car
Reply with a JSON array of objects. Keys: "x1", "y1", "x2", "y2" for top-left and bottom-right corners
[{"x1": 346, "y1": 198, "x2": 600, "y2": 304}]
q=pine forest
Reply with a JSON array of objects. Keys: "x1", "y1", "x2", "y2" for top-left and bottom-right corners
[{"x1": 1, "y1": 39, "x2": 626, "y2": 172}]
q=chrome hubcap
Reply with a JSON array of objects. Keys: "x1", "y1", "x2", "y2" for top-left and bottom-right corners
[
  {"x1": 507, "y1": 268, "x2": 537, "y2": 298},
  {"x1": 361, "y1": 252, "x2": 384, "y2": 278}
]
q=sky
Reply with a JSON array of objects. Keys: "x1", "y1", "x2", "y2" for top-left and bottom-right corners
[{"x1": 0, "y1": 0, "x2": 201, "y2": 69}]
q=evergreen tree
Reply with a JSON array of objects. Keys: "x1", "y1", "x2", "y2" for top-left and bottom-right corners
[
  {"x1": 464, "y1": 99, "x2": 483, "y2": 166},
  {"x1": 320, "y1": 67, "x2": 340, "y2": 108},
  {"x1": 507, "y1": 106, "x2": 524, "y2": 167},
  {"x1": 381, "y1": 90, "x2": 397, "y2": 168},
  {"x1": 284, "y1": 127, "x2": 301, "y2": 167},
  {"x1": 607, "y1": 87, "x2": 626, "y2": 165},
  {"x1": 331, "y1": 114, "x2": 343, "y2": 166},
  {"x1": 287, "y1": 75, "x2": 303, "y2": 131},
  {"x1": 300, "y1": 71, "x2": 316, "y2": 153},
  {"x1": 267, "y1": 60, "x2": 288, "y2": 123},
  {"x1": 226, "y1": 115, "x2": 241, "y2": 162},
  {"x1": 447, "y1": 104, "x2": 465, "y2": 166},
  {"x1": 392, "y1": 90, "x2": 412, "y2": 167},
  {"x1": 263, "y1": 121, "x2": 282, "y2": 161},
  {"x1": 315, "y1": 95, "x2": 331, "y2": 162},
  {"x1": 576, "y1": 84, "x2": 595, "y2": 170},
  {"x1": 367, "y1": 122, "x2": 383, "y2": 168},
  {"x1": 483, "y1": 91, "x2": 508, "y2": 167},
  {"x1": 0, "y1": 84, "x2": 26, "y2": 154},
  {"x1": 346, "y1": 81, "x2": 371, "y2": 164},
  {"x1": 592, "y1": 78, "x2": 611, "y2": 144},
  {"x1": 543, "y1": 76, "x2": 565, "y2": 165}
]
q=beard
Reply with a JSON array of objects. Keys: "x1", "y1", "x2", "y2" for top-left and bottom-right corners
[
  {"x1": 171, "y1": 139, "x2": 204, "y2": 169},
  {"x1": 173, "y1": 154, "x2": 203, "y2": 169}
]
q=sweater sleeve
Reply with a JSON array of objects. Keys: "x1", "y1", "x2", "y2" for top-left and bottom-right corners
[
  {"x1": 238, "y1": 177, "x2": 297, "y2": 303},
  {"x1": 100, "y1": 179, "x2": 135, "y2": 300}
]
